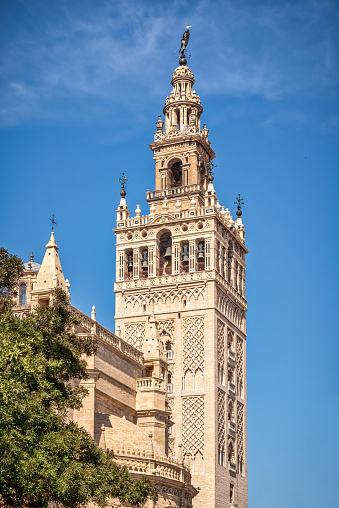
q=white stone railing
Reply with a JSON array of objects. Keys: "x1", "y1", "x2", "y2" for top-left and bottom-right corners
[
  {"x1": 146, "y1": 184, "x2": 203, "y2": 200},
  {"x1": 136, "y1": 377, "x2": 164, "y2": 390},
  {"x1": 116, "y1": 269, "x2": 208, "y2": 288},
  {"x1": 113, "y1": 452, "x2": 191, "y2": 485},
  {"x1": 71, "y1": 306, "x2": 143, "y2": 365}
]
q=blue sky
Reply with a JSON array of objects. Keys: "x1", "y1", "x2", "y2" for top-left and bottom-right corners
[{"x1": 1, "y1": 0, "x2": 338, "y2": 506}]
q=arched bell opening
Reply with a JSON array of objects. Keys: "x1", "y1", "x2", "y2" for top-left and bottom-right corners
[
  {"x1": 169, "y1": 161, "x2": 182, "y2": 188},
  {"x1": 180, "y1": 241, "x2": 189, "y2": 273},
  {"x1": 140, "y1": 248, "x2": 148, "y2": 278},
  {"x1": 125, "y1": 250, "x2": 133, "y2": 280},
  {"x1": 158, "y1": 230, "x2": 172, "y2": 276},
  {"x1": 196, "y1": 239, "x2": 205, "y2": 271}
]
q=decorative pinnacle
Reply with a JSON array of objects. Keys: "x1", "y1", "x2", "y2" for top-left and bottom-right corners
[
  {"x1": 234, "y1": 194, "x2": 244, "y2": 217},
  {"x1": 119, "y1": 173, "x2": 128, "y2": 197},
  {"x1": 49, "y1": 214, "x2": 57, "y2": 231}
]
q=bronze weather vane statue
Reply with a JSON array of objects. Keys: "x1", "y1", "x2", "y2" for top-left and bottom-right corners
[{"x1": 178, "y1": 25, "x2": 192, "y2": 66}]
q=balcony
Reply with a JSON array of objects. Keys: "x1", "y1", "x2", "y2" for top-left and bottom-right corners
[
  {"x1": 136, "y1": 377, "x2": 164, "y2": 391},
  {"x1": 146, "y1": 184, "x2": 204, "y2": 201}
]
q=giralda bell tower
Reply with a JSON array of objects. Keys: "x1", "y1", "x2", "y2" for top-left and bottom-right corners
[{"x1": 114, "y1": 29, "x2": 248, "y2": 508}]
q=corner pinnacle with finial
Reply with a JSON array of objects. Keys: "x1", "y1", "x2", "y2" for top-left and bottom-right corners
[
  {"x1": 234, "y1": 194, "x2": 244, "y2": 217},
  {"x1": 119, "y1": 173, "x2": 128, "y2": 198}
]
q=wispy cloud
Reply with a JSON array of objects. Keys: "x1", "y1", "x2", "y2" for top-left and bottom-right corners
[{"x1": 0, "y1": 0, "x2": 338, "y2": 126}]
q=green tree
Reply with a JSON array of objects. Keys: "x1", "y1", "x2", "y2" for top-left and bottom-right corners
[
  {"x1": 0, "y1": 249, "x2": 24, "y2": 312},
  {"x1": 0, "y1": 252, "x2": 157, "y2": 508}
]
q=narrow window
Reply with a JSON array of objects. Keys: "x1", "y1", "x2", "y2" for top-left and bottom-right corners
[{"x1": 19, "y1": 284, "x2": 26, "y2": 306}]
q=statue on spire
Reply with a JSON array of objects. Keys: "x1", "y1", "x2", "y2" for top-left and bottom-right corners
[{"x1": 179, "y1": 26, "x2": 191, "y2": 66}]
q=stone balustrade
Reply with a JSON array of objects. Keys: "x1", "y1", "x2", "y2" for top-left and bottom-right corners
[
  {"x1": 113, "y1": 451, "x2": 191, "y2": 485},
  {"x1": 136, "y1": 377, "x2": 164, "y2": 390},
  {"x1": 71, "y1": 306, "x2": 143, "y2": 365},
  {"x1": 146, "y1": 184, "x2": 203, "y2": 200}
]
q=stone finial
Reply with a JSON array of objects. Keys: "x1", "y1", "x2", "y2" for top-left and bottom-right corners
[
  {"x1": 135, "y1": 204, "x2": 141, "y2": 217},
  {"x1": 190, "y1": 196, "x2": 196, "y2": 208},
  {"x1": 202, "y1": 123, "x2": 209, "y2": 138},
  {"x1": 149, "y1": 202, "x2": 156, "y2": 216},
  {"x1": 156, "y1": 115, "x2": 164, "y2": 131},
  {"x1": 91, "y1": 305, "x2": 96, "y2": 321}
]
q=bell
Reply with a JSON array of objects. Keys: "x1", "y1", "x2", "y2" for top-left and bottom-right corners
[
  {"x1": 127, "y1": 255, "x2": 133, "y2": 269},
  {"x1": 164, "y1": 246, "x2": 172, "y2": 258},
  {"x1": 141, "y1": 250, "x2": 148, "y2": 269},
  {"x1": 181, "y1": 244, "x2": 189, "y2": 263},
  {"x1": 197, "y1": 242, "x2": 205, "y2": 259}
]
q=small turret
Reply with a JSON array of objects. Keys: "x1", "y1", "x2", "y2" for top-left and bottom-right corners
[{"x1": 31, "y1": 231, "x2": 67, "y2": 308}]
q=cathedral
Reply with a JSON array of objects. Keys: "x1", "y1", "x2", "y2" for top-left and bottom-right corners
[{"x1": 13, "y1": 33, "x2": 248, "y2": 508}]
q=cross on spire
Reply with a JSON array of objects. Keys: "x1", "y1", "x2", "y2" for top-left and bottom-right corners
[{"x1": 49, "y1": 214, "x2": 57, "y2": 231}]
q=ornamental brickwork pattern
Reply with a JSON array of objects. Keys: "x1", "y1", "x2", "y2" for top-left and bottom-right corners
[
  {"x1": 237, "y1": 336, "x2": 244, "y2": 387},
  {"x1": 183, "y1": 317, "x2": 204, "y2": 375},
  {"x1": 124, "y1": 322, "x2": 146, "y2": 346},
  {"x1": 217, "y1": 319, "x2": 225, "y2": 371},
  {"x1": 182, "y1": 396, "x2": 205, "y2": 457},
  {"x1": 217, "y1": 388, "x2": 226, "y2": 454},
  {"x1": 237, "y1": 402, "x2": 244, "y2": 471}
]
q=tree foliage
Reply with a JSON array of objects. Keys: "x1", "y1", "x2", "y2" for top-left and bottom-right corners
[
  {"x1": 0, "y1": 249, "x2": 23, "y2": 312},
  {"x1": 0, "y1": 252, "x2": 157, "y2": 508}
]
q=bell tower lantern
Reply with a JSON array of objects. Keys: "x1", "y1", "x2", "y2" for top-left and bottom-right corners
[{"x1": 149, "y1": 57, "x2": 215, "y2": 212}]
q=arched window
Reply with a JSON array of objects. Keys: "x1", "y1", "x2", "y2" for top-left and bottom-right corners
[
  {"x1": 170, "y1": 161, "x2": 182, "y2": 187},
  {"x1": 19, "y1": 284, "x2": 26, "y2": 306},
  {"x1": 159, "y1": 231, "x2": 172, "y2": 276}
]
